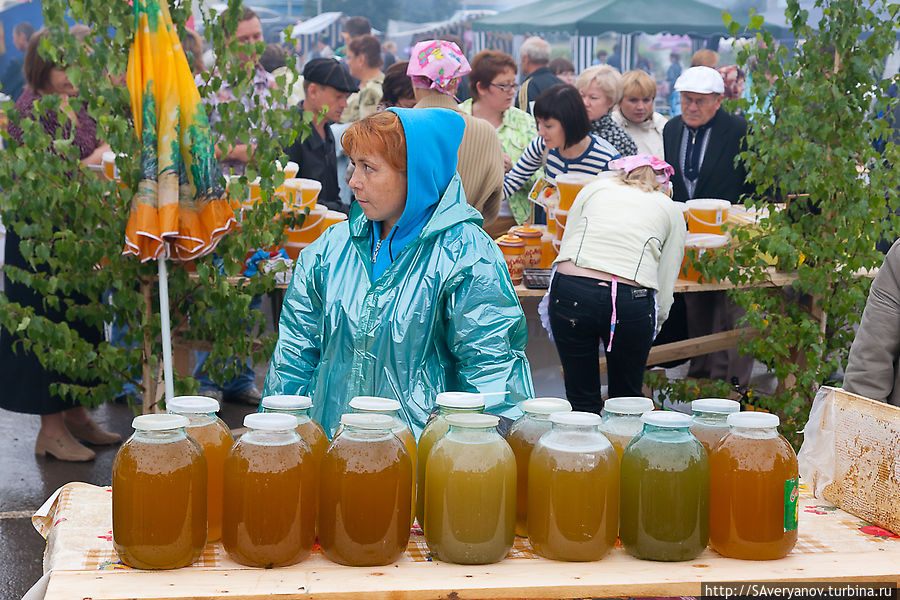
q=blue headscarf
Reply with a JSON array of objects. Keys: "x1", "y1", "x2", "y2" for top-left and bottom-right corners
[{"x1": 370, "y1": 107, "x2": 465, "y2": 280}]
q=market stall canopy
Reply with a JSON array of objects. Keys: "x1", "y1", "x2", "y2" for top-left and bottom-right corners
[
  {"x1": 290, "y1": 11, "x2": 342, "y2": 39},
  {"x1": 471, "y1": 0, "x2": 789, "y2": 37}
]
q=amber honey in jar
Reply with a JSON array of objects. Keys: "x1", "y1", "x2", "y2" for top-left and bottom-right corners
[
  {"x1": 261, "y1": 394, "x2": 329, "y2": 467},
  {"x1": 425, "y1": 413, "x2": 516, "y2": 564},
  {"x1": 416, "y1": 392, "x2": 486, "y2": 531},
  {"x1": 222, "y1": 413, "x2": 316, "y2": 567},
  {"x1": 690, "y1": 398, "x2": 740, "y2": 452},
  {"x1": 112, "y1": 414, "x2": 207, "y2": 569},
  {"x1": 709, "y1": 412, "x2": 799, "y2": 560},
  {"x1": 527, "y1": 411, "x2": 619, "y2": 561},
  {"x1": 600, "y1": 396, "x2": 654, "y2": 461},
  {"x1": 349, "y1": 396, "x2": 417, "y2": 524},
  {"x1": 506, "y1": 398, "x2": 572, "y2": 537},
  {"x1": 319, "y1": 413, "x2": 412, "y2": 566},
  {"x1": 166, "y1": 396, "x2": 233, "y2": 542}
]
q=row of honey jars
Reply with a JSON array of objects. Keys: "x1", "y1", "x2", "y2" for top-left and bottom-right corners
[
  {"x1": 424, "y1": 413, "x2": 516, "y2": 564},
  {"x1": 166, "y1": 397, "x2": 234, "y2": 543},
  {"x1": 112, "y1": 414, "x2": 208, "y2": 569},
  {"x1": 416, "y1": 391, "x2": 486, "y2": 532},
  {"x1": 223, "y1": 413, "x2": 317, "y2": 567},
  {"x1": 505, "y1": 397, "x2": 572, "y2": 536}
]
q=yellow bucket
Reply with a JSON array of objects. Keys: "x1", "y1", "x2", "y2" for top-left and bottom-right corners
[
  {"x1": 686, "y1": 199, "x2": 730, "y2": 235},
  {"x1": 680, "y1": 233, "x2": 729, "y2": 282},
  {"x1": 322, "y1": 210, "x2": 348, "y2": 230}
]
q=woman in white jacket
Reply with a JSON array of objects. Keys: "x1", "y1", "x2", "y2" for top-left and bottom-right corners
[
  {"x1": 611, "y1": 70, "x2": 669, "y2": 160},
  {"x1": 548, "y1": 155, "x2": 685, "y2": 413}
]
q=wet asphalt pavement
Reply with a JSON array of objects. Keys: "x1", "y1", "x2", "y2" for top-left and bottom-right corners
[{"x1": 0, "y1": 296, "x2": 567, "y2": 600}]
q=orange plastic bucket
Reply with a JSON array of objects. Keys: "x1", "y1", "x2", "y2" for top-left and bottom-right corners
[
  {"x1": 510, "y1": 225, "x2": 542, "y2": 269},
  {"x1": 686, "y1": 199, "x2": 730, "y2": 235},
  {"x1": 680, "y1": 233, "x2": 729, "y2": 282},
  {"x1": 322, "y1": 210, "x2": 348, "y2": 230},
  {"x1": 555, "y1": 173, "x2": 595, "y2": 211},
  {"x1": 284, "y1": 205, "x2": 327, "y2": 245}
]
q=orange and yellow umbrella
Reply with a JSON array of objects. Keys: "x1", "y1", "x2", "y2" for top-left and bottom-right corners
[{"x1": 124, "y1": 0, "x2": 238, "y2": 262}]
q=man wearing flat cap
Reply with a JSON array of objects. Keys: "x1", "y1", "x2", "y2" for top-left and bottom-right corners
[
  {"x1": 285, "y1": 57, "x2": 358, "y2": 212},
  {"x1": 662, "y1": 65, "x2": 755, "y2": 388}
]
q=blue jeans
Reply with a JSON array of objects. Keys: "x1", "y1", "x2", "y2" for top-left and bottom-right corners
[
  {"x1": 193, "y1": 295, "x2": 262, "y2": 394},
  {"x1": 549, "y1": 273, "x2": 655, "y2": 414}
]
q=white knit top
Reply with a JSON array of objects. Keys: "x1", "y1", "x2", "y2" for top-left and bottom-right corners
[{"x1": 553, "y1": 177, "x2": 686, "y2": 328}]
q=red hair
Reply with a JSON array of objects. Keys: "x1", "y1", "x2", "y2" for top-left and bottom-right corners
[{"x1": 341, "y1": 111, "x2": 407, "y2": 173}]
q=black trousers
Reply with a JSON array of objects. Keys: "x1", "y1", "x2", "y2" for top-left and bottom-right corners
[{"x1": 549, "y1": 273, "x2": 655, "y2": 415}]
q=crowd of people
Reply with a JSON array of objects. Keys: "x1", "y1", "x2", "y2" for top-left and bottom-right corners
[{"x1": 3, "y1": 10, "x2": 898, "y2": 462}]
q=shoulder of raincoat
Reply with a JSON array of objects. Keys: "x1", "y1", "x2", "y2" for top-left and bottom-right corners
[{"x1": 263, "y1": 109, "x2": 533, "y2": 438}]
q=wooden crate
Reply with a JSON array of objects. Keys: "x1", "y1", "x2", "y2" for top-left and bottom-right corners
[{"x1": 821, "y1": 388, "x2": 900, "y2": 534}]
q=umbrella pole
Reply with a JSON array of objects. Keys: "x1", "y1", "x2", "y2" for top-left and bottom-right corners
[{"x1": 158, "y1": 255, "x2": 176, "y2": 402}]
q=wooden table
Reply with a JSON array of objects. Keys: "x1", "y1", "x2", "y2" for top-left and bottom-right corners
[{"x1": 30, "y1": 482, "x2": 900, "y2": 600}]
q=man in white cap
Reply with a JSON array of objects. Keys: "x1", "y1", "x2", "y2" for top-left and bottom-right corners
[
  {"x1": 661, "y1": 65, "x2": 754, "y2": 389},
  {"x1": 663, "y1": 65, "x2": 749, "y2": 203}
]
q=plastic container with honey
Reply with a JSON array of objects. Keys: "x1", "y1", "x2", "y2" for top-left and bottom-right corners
[
  {"x1": 425, "y1": 414, "x2": 516, "y2": 564},
  {"x1": 416, "y1": 392, "x2": 486, "y2": 531},
  {"x1": 509, "y1": 225, "x2": 543, "y2": 269},
  {"x1": 349, "y1": 396, "x2": 417, "y2": 524},
  {"x1": 690, "y1": 398, "x2": 740, "y2": 452},
  {"x1": 527, "y1": 411, "x2": 619, "y2": 561},
  {"x1": 112, "y1": 414, "x2": 207, "y2": 569},
  {"x1": 222, "y1": 413, "x2": 316, "y2": 567},
  {"x1": 709, "y1": 412, "x2": 798, "y2": 560},
  {"x1": 319, "y1": 413, "x2": 412, "y2": 566},
  {"x1": 599, "y1": 396, "x2": 654, "y2": 461},
  {"x1": 166, "y1": 396, "x2": 234, "y2": 542},
  {"x1": 620, "y1": 411, "x2": 709, "y2": 561},
  {"x1": 506, "y1": 398, "x2": 572, "y2": 537}
]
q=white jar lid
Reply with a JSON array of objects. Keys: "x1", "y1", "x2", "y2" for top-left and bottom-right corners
[
  {"x1": 340, "y1": 413, "x2": 395, "y2": 430},
  {"x1": 549, "y1": 411, "x2": 602, "y2": 427},
  {"x1": 692, "y1": 398, "x2": 740, "y2": 414},
  {"x1": 261, "y1": 395, "x2": 312, "y2": 410},
  {"x1": 165, "y1": 396, "x2": 220, "y2": 414},
  {"x1": 727, "y1": 412, "x2": 780, "y2": 429},
  {"x1": 445, "y1": 413, "x2": 500, "y2": 428},
  {"x1": 244, "y1": 413, "x2": 298, "y2": 431},
  {"x1": 349, "y1": 396, "x2": 401, "y2": 412},
  {"x1": 605, "y1": 397, "x2": 654, "y2": 414},
  {"x1": 435, "y1": 391, "x2": 485, "y2": 409},
  {"x1": 132, "y1": 414, "x2": 189, "y2": 431},
  {"x1": 641, "y1": 411, "x2": 692, "y2": 428},
  {"x1": 521, "y1": 397, "x2": 572, "y2": 415}
]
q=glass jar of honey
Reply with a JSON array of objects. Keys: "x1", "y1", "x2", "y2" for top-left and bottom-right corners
[
  {"x1": 620, "y1": 411, "x2": 709, "y2": 561},
  {"x1": 112, "y1": 414, "x2": 207, "y2": 569},
  {"x1": 528, "y1": 411, "x2": 619, "y2": 561},
  {"x1": 222, "y1": 413, "x2": 316, "y2": 567},
  {"x1": 690, "y1": 398, "x2": 740, "y2": 452},
  {"x1": 425, "y1": 414, "x2": 516, "y2": 564},
  {"x1": 709, "y1": 412, "x2": 799, "y2": 560},
  {"x1": 319, "y1": 413, "x2": 412, "y2": 566},
  {"x1": 261, "y1": 394, "x2": 329, "y2": 467},
  {"x1": 506, "y1": 397, "x2": 572, "y2": 537},
  {"x1": 166, "y1": 396, "x2": 233, "y2": 542},
  {"x1": 600, "y1": 396, "x2": 654, "y2": 461},
  {"x1": 416, "y1": 392, "x2": 485, "y2": 531},
  {"x1": 349, "y1": 396, "x2": 417, "y2": 524}
]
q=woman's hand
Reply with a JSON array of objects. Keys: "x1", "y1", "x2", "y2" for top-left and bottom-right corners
[
  {"x1": 82, "y1": 143, "x2": 111, "y2": 167},
  {"x1": 503, "y1": 153, "x2": 512, "y2": 173}
]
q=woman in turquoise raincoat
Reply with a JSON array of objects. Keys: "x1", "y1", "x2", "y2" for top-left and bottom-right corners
[{"x1": 263, "y1": 107, "x2": 534, "y2": 437}]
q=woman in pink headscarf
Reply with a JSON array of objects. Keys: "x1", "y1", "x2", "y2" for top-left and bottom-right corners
[
  {"x1": 547, "y1": 155, "x2": 686, "y2": 414},
  {"x1": 408, "y1": 39, "x2": 505, "y2": 228}
]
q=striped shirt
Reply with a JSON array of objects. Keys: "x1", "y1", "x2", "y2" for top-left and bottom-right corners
[{"x1": 502, "y1": 134, "x2": 620, "y2": 200}]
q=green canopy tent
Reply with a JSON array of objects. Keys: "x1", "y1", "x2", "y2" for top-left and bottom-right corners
[{"x1": 471, "y1": 0, "x2": 786, "y2": 71}]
